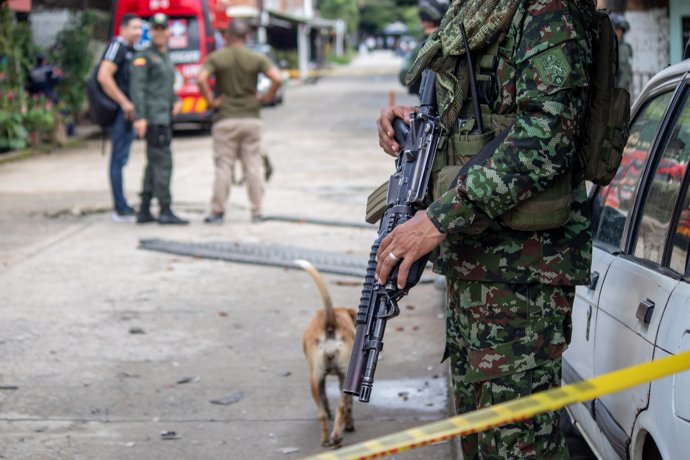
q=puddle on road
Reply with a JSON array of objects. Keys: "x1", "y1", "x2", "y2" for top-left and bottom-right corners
[{"x1": 327, "y1": 377, "x2": 447, "y2": 412}]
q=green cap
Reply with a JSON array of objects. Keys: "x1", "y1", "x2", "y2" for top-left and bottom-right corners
[{"x1": 151, "y1": 13, "x2": 168, "y2": 28}]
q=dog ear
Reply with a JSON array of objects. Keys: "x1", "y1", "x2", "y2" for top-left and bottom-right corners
[{"x1": 347, "y1": 308, "x2": 357, "y2": 324}]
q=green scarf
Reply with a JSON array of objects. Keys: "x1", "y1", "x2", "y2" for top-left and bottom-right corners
[{"x1": 406, "y1": 0, "x2": 522, "y2": 128}]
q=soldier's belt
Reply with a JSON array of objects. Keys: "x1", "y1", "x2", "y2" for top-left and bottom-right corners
[{"x1": 301, "y1": 350, "x2": 690, "y2": 460}]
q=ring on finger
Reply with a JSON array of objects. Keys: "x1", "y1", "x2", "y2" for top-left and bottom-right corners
[{"x1": 389, "y1": 252, "x2": 400, "y2": 262}]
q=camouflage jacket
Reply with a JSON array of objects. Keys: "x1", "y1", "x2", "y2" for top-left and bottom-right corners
[{"x1": 426, "y1": 0, "x2": 594, "y2": 286}]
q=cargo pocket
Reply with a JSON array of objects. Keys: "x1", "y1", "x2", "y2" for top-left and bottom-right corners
[
  {"x1": 461, "y1": 283, "x2": 547, "y2": 384},
  {"x1": 432, "y1": 129, "x2": 495, "y2": 200},
  {"x1": 502, "y1": 170, "x2": 573, "y2": 232}
]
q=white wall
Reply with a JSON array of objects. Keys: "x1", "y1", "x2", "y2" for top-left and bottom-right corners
[
  {"x1": 626, "y1": 8, "x2": 670, "y2": 100},
  {"x1": 30, "y1": 9, "x2": 72, "y2": 49}
]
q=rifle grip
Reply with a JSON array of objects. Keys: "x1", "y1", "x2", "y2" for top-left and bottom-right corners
[{"x1": 393, "y1": 118, "x2": 409, "y2": 147}]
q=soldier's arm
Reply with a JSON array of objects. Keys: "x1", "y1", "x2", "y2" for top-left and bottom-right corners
[
  {"x1": 130, "y1": 54, "x2": 148, "y2": 137},
  {"x1": 427, "y1": 8, "x2": 590, "y2": 235}
]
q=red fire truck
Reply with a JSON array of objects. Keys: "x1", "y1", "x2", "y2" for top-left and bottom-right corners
[{"x1": 110, "y1": 0, "x2": 231, "y2": 127}]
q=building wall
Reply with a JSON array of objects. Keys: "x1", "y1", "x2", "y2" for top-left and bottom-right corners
[
  {"x1": 30, "y1": 9, "x2": 72, "y2": 49},
  {"x1": 670, "y1": 0, "x2": 690, "y2": 63},
  {"x1": 626, "y1": 8, "x2": 670, "y2": 98}
]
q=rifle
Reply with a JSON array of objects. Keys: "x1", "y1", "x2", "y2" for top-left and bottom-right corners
[{"x1": 343, "y1": 70, "x2": 442, "y2": 402}]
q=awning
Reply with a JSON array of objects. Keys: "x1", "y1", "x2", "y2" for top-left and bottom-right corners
[{"x1": 8, "y1": 0, "x2": 32, "y2": 12}]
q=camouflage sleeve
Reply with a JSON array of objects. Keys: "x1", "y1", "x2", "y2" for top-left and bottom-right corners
[
  {"x1": 130, "y1": 53, "x2": 148, "y2": 121},
  {"x1": 427, "y1": 7, "x2": 590, "y2": 234}
]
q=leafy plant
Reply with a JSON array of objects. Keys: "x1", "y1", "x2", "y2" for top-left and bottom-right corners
[
  {"x1": 0, "y1": 97, "x2": 28, "y2": 151},
  {"x1": 24, "y1": 97, "x2": 56, "y2": 134},
  {"x1": 51, "y1": 10, "x2": 98, "y2": 123},
  {"x1": 0, "y1": 6, "x2": 30, "y2": 151}
]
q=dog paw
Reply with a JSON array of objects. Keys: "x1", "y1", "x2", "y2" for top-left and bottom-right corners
[
  {"x1": 321, "y1": 438, "x2": 332, "y2": 447},
  {"x1": 329, "y1": 434, "x2": 343, "y2": 448},
  {"x1": 345, "y1": 424, "x2": 355, "y2": 432}
]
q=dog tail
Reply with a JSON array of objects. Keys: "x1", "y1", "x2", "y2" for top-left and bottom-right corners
[{"x1": 294, "y1": 259, "x2": 335, "y2": 329}]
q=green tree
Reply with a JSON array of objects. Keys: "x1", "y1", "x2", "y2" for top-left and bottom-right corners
[
  {"x1": 359, "y1": 0, "x2": 420, "y2": 38},
  {"x1": 51, "y1": 10, "x2": 98, "y2": 122},
  {"x1": 320, "y1": 0, "x2": 360, "y2": 35}
]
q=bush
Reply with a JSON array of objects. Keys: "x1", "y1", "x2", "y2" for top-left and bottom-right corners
[{"x1": 51, "y1": 10, "x2": 98, "y2": 124}]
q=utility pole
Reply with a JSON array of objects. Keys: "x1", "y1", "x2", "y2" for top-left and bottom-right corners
[{"x1": 257, "y1": 0, "x2": 267, "y2": 44}]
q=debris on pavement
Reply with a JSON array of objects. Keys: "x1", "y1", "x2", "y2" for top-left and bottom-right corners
[
  {"x1": 129, "y1": 327, "x2": 146, "y2": 335},
  {"x1": 160, "y1": 431, "x2": 180, "y2": 440},
  {"x1": 210, "y1": 391, "x2": 244, "y2": 405},
  {"x1": 176, "y1": 376, "x2": 200, "y2": 385},
  {"x1": 281, "y1": 371, "x2": 291, "y2": 377},
  {"x1": 0, "y1": 385, "x2": 19, "y2": 390},
  {"x1": 278, "y1": 447, "x2": 300, "y2": 454}
]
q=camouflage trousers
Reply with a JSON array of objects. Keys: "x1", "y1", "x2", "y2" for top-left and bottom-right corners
[{"x1": 445, "y1": 279, "x2": 574, "y2": 459}]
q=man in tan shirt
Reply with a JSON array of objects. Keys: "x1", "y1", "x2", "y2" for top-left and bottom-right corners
[{"x1": 198, "y1": 20, "x2": 282, "y2": 223}]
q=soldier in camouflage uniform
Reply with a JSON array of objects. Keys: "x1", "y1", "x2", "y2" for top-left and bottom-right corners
[{"x1": 375, "y1": 0, "x2": 595, "y2": 458}]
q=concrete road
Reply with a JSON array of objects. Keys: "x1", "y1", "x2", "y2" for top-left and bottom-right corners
[{"x1": 0, "y1": 51, "x2": 453, "y2": 460}]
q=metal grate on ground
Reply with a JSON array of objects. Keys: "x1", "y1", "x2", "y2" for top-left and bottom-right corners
[{"x1": 138, "y1": 238, "x2": 435, "y2": 283}]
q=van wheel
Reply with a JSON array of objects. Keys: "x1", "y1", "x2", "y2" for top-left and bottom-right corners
[{"x1": 642, "y1": 438, "x2": 662, "y2": 460}]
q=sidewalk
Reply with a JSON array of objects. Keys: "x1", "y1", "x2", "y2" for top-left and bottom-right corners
[{"x1": 0, "y1": 57, "x2": 453, "y2": 459}]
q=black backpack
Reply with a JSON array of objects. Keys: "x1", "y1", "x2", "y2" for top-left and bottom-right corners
[
  {"x1": 579, "y1": 11, "x2": 631, "y2": 186},
  {"x1": 85, "y1": 63, "x2": 119, "y2": 128}
]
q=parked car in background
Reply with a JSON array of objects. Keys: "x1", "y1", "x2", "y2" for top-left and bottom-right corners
[
  {"x1": 246, "y1": 43, "x2": 288, "y2": 106},
  {"x1": 563, "y1": 56, "x2": 690, "y2": 459}
]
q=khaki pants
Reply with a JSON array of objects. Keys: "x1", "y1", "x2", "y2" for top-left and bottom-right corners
[{"x1": 211, "y1": 117, "x2": 264, "y2": 216}]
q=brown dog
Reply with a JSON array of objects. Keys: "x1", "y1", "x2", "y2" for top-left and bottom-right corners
[{"x1": 295, "y1": 259, "x2": 357, "y2": 447}]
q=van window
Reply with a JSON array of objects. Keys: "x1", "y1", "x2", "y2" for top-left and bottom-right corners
[
  {"x1": 167, "y1": 17, "x2": 201, "y2": 64},
  {"x1": 665, "y1": 99, "x2": 690, "y2": 273},
  {"x1": 632, "y1": 91, "x2": 690, "y2": 265},
  {"x1": 591, "y1": 92, "x2": 674, "y2": 250}
]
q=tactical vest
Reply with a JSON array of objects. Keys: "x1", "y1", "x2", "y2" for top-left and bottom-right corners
[{"x1": 430, "y1": 37, "x2": 573, "y2": 231}]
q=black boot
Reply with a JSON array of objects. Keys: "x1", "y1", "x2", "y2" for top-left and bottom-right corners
[
  {"x1": 158, "y1": 205, "x2": 189, "y2": 225},
  {"x1": 137, "y1": 198, "x2": 156, "y2": 224}
]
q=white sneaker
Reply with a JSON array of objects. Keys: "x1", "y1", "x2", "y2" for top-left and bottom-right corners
[{"x1": 112, "y1": 210, "x2": 136, "y2": 223}]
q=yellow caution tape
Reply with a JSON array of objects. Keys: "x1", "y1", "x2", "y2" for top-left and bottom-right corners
[{"x1": 303, "y1": 350, "x2": 690, "y2": 460}]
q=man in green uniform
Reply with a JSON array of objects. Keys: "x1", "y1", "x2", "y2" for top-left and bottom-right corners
[
  {"x1": 131, "y1": 13, "x2": 188, "y2": 225},
  {"x1": 611, "y1": 13, "x2": 633, "y2": 95},
  {"x1": 376, "y1": 0, "x2": 596, "y2": 458}
]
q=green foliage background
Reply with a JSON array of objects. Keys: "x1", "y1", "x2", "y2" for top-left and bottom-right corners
[{"x1": 50, "y1": 10, "x2": 98, "y2": 122}]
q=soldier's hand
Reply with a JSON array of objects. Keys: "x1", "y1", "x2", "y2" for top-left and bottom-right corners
[
  {"x1": 377, "y1": 105, "x2": 415, "y2": 157},
  {"x1": 134, "y1": 119, "x2": 147, "y2": 139},
  {"x1": 121, "y1": 100, "x2": 135, "y2": 121},
  {"x1": 376, "y1": 211, "x2": 445, "y2": 289}
]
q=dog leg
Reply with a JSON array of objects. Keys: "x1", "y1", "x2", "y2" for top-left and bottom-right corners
[
  {"x1": 330, "y1": 374, "x2": 353, "y2": 447},
  {"x1": 319, "y1": 378, "x2": 332, "y2": 420},
  {"x1": 310, "y1": 373, "x2": 331, "y2": 446}
]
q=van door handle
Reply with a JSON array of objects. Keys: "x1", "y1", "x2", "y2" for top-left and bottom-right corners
[
  {"x1": 586, "y1": 304, "x2": 593, "y2": 341},
  {"x1": 636, "y1": 299, "x2": 655, "y2": 324},
  {"x1": 588, "y1": 271, "x2": 600, "y2": 290}
]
